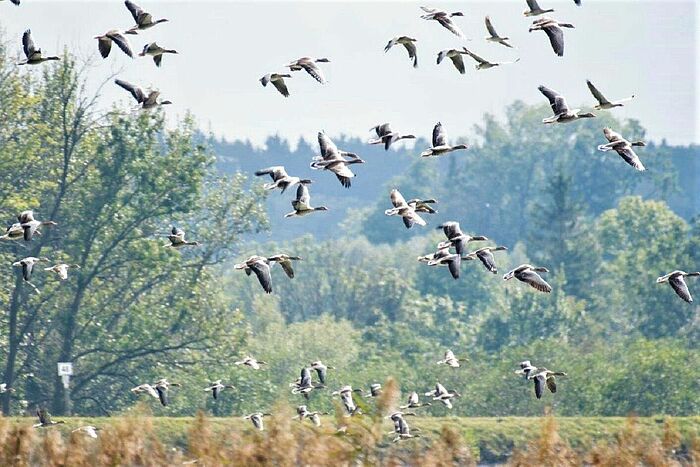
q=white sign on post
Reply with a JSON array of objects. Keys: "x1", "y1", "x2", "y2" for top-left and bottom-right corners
[{"x1": 57, "y1": 362, "x2": 73, "y2": 376}]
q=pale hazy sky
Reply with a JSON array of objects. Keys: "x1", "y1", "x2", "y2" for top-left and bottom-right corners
[{"x1": 1, "y1": 1, "x2": 697, "y2": 146}]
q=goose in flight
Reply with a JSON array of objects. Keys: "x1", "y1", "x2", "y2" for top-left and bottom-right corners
[
  {"x1": 309, "y1": 360, "x2": 334, "y2": 385},
  {"x1": 515, "y1": 360, "x2": 537, "y2": 378},
  {"x1": 368, "y1": 123, "x2": 416, "y2": 151},
  {"x1": 286, "y1": 57, "x2": 330, "y2": 84},
  {"x1": 529, "y1": 17, "x2": 574, "y2": 57},
  {"x1": 18, "y1": 30, "x2": 60, "y2": 65},
  {"x1": 72, "y1": 426, "x2": 99, "y2": 439},
  {"x1": 260, "y1": 73, "x2": 292, "y2": 97},
  {"x1": 421, "y1": 122, "x2": 468, "y2": 157},
  {"x1": 538, "y1": 85, "x2": 595, "y2": 124},
  {"x1": 436, "y1": 350, "x2": 467, "y2": 368},
  {"x1": 234, "y1": 355, "x2": 268, "y2": 370},
  {"x1": 436, "y1": 221, "x2": 488, "y2": 255},
  {"x1": 234, "y1": 256, "x2": 273, "y2": 293},
  {"x1": 463, "y1": 246, "x2": 508, "y2": 274},
  {"x1": 13, "y1": 257, "x2": 49, "y2": 282},
  {"x1": 400, "y1": 391, "x2": 431, "y2": 409},
  {"x1": 356, "y1": 383, "x2": 382, "y2": 398},
  {"x1": 420, "y1": 6, "x2": 466, "y2": 39},
  {"x1": 139, "y1": 42, "x2": 178, "y2": 67},
  {"x1": 425, "y1": 382, "x2": 460, "y2": 409},
  {"x1": 332, "y1": 385, "x2": 359, "y2": 416},
  {"x1": 204, "y1": 380, "x2": 235, "y2": 400},
  {"x1": 267, "y1": 254, "x2": 302, "y2": 279},
  {"x1": 390, "y1": 413, "x2": 420, "y2": 442},
  {"x1": 33, "y1": 409, "x2": 65, "y2": 428},
  {"x1": 115, "y1": 79, "x2": 172, "y2": 109},
  {"x1": 523, "y1": 0, "x2": 554, "y2": 17},
  {"x1": 527, "y1": 368, "x2": 567, "y2": 399},
  {"x1": 290, "y1": 367, "x2": 324, "y2": 399},
  {"x1": 597, "y1": 128, "x2": 646, "y2": 171},
  {"x1": 18, "y1": 210, "x2": 57, "y2": 241},
  {"x1": 1, "y1": 223, "x2": 25, "y2": 241},
  {"x1": 164, "y1": 226, "x2": 199, "y2": 248},
  {"x1": 154, "y1": 379, "x2": 181, "y2": 406},
  {"x1": 94, "y1": 30, "x2": 133, "y2": 59},
  {"x1": 131, "y1": 383, "x2": 159, "y2": 399},
  {"x1": 436, "y1": 49, "x2": 469, "y2": 74},
  {"x1": 462, "y1": 48, "x2": 520, "y2": 70},
  {"x1": 124, "y1": 0, "x2": 169, "y2": 35},
  {"x1": 657, "y1": 271, "x2": 700, "y2": 303},
  {"x1": 285, "y1": 184, "x2": 329, "y2": 218},
  {"x1": 44, "y1": 263, "x2": 80, "y2": 281},
  {"x1": 384, "y1": 189, "x2": 429, "y2": 229},
  {"x1": 586, "y1": 80, "x2": 635, "y2": 110},
  {"x1": 244, "y1": 412, "x2": 271, "y2": 431},
  {"x1": 384, "y1": 36, "x2": 418, "y2": 68},
  {"x1": 419, "y1": 245, "x2": 462, "y2": 280},
  {"x1": 310, "y1": 132, "x2": 365, "y2": 188},
  {"x1": 484, "y1": 16, "x2": 513, "y2": 48},
  {"x1": 503, "y1": 264, "x2": 552, "y2": 293},
  {"x1": 255, "y1": 166, "x2": 312, "y2": 194}
]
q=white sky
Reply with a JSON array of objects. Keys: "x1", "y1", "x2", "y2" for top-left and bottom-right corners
[{"x1": 1, "y1": 1, "x2": 697, "y2": 146}]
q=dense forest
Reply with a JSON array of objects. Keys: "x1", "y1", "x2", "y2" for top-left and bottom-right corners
[{"x1": 0, "y1": 47, "x2": 698, "y2": 419}]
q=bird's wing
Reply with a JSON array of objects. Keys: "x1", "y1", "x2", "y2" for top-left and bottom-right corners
[
  {"x1": 534, "y1": 375, "x2": 545, "y2": 399},
  {"x1": 542, "y1": 25, "x2": 565, "y2": 57},
  {"x1": 463, "y1": 48, "x2": 487, "y2": 65},
  {"x1": 485, "y1": 16, "x2": 499, "y2": 37},
  {"x1": 109, "y1": 32, "x2": 133, "y2": 58},
  {"x1": 433, "y1": 122, "x2": 447, "y2": 146},
  {"x1": 586, "y1": 80, "x2": 609, "y2": 105},
  {"x1": 22, "y1": 262, "x2": 34, "y2": 281},
  {"x1": 538, "y1": 85, "x2": 565, "y2": 114},
  {"x1": 272, "y1": 77, "x2": 290, "y2": 97},
  {"x1": 391, "y1": 190, "x2": 408, "y2": 208},
  {"x1": 279, "y1": 260, "x2": 295, "y2": 279},
  {"x1": 402, "y1": 41, "x2": 418, "y2": 67},
  {"x1": 330, "y1": 163, "x2": 355, "y2": 188},
  {"x1": 318, "y1": 132, "x2": 338, "y2": 158},
  {"x1": 97, "y1": 37, "x2": 112, "y2": 58},
  {"x1": 125, "y1": 0, "x2": 144, "y2": 22},
  {"x1": 520, "y1": 269, "x2": 552, "y2": 292},
  {"x1": 526, "y1": 0, "x2": 541, "y2": 10},
  {"x1": 546, "y1": 376, "x2": 557, "y2": 393},
  {"x1": 156, "y1": 386, "x2": 168, "y2": 406},
  {"x1": 437, "y1": 16, "x2": 464, "y2": 38},
  {"x1": 296, "y1": 183, "x2": 311, "y2": 206},
  {"x1": 115, "y1": 79, "x2": 145, "y2": 103},
  {"x1": 249, "y1": 260, "x2": 272, "y2": 293},
  {"x1": 477, "y1": 250, "x2": 497, "y2": 272},
  {"x1": 447, "y1": 255, "x2": 461, "y2": 279},
  {"x1": 603, "y1": 128, "x2": 624, "y2": 142},
  {"x1": 669, "y1": 275, "x2": 693, "y2": 302},
  {"x1": 450, "y1": 53, "x2": 466, "y2": 74},
  {"x1": 22, "y1": 29, "x2": 35, "y2": 58},
  {"x1": 302, "y1": 62, "x2": 326, "y2": 84},
  {"x1": 616, "y1": 147, "x2": 645, "y2": 171}
]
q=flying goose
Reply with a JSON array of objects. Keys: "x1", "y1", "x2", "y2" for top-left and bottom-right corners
[
  {"x1": 538, "y1": 85, "x2": 595, "y2": 124},
  {"x1": 267, "y1": 254, "x2": 302, "y2": 279},
  {"x1": 484, "y1": 16, "x2": 513, "y2": 48},
  {"x1": 154, "y1": 379, "x2": 181, "y2": 406},
  {"x1": 94, "y1": 30, "x2": 133, "y2": 58},
  {"x1": 291, "y1": 367, "x2": 323, "y2": 399},
  {"x1": 1, "y1": 223, "x2": 25, "y2": 241},
  {"x1": 527, "y1": 368, "x2": 567, "y2": 399},
  {"x1": 33, "y1": 409, "x2": 65, "y2": 428},
  {"x1": 18, "y1": 210, "x2": 57, "y2": 241},
  {"x1": 384, "y1": 36, "x2": 418, "y2": 68},
  {"x1": 523, "y1": 0, "x2": 554, "y2": 17},
  {"x1": 462, "y1": 48, "x2": 520, "y2": 70},
  {"x1": 309, "y1": 360, "x2": 334, "y2": 385},
  {"x1": 390, "y1": 413, "x2": 420, "y2": 442},
  {"x1": 436, "y1": 49, "x2": 469, "y2": 74},
  {"x1": 529, "y1": 17, "x2": 574, "y2": 57},
  {"x1": 164, "y1": 226, "x2": 200, "y2": 248},
  {"x1": 332, "y1": 385, "x2": 359, "y2": 416},
  {"x1": 515, "y1": 360, "x2": 537, "y2": 378},
  {"x1": 115, "y1": 79, "x2": 172, "y2": 109},
  {"x1": 586, "y1": 80, "x2": 635, "y2": 110},
  {"x1": 44, "y1": 263, "x2": 80, "y2": 281},
  {"x1": 124, "y1": 0, "x2": 169, "y2": 34},
  {"x1": 234, "y1": 355, "x2": 268, "y2": 370},
  {"x1": 310, "y1": 132, "x2": 365, "y2": 188},
  {"x1": 420, "y1": 6, "x2": 466, "y2": 39},
  {"x1": 421, "y1": 122, "x2": 468, "y2": 157},
  {"x1": 436, "y1": 221, "x2": 488, "y2": 255},
  {"x1": 308, "y1": 412, "x2": 324, "y2": 427},
  {"x1": 13, "y1": 257, "x2": 49, "y2": 282},
  {"x1": 463, "y1": 246, "x2": 508, "y2": 274},
  {"x1": 384, "y1": 189, "x2": 428, "y2": 229},
  {"x1": 295, "y1": 405, "x2": 311, "y2": 421},
  {"x1": 18, "y1": 30, "x2": 60, "y2": 65},
  {"x1": 656, "y1": 271, "x2": 700, "y2": 303},
  {"x1": 234, "y1": 256, "x2": 273, "y2": 293},
  {"x1": 368, "y1": 123, "x2": 416, "y2": 151},
  {"x1": 131, "y1": 383, "x2": 160, "y2": 399},
  {"x1": 286, "y1": 57, "x2": 330, "y2": 84},
  {"x1": 260, "y1": 73, "x2": 292, "y2": 97},
  {"x1": 285, "y1": 184, "x2": 329, "y2": 218},
  {"x1": 255, "y1": 166, "x2": 312, "y2": 194},
  {"x1": 400, "y1": 391, "x2": 431, "y2": 409},
  {"x1": 419, "y1": 245, "x2": 462, "y2": 280},
  {"x1": 503, "y1": 264, "x2": 552, "y2": 293},
  {"x1": 356, "y1": 383, "x2": 382, "y2": 398},
  {"x1": 436, "y1": 349, "x2": 467, "y2": 368},
  {"x1": 597, "y1": 128, "x2": 646, "y2": 171},
  {"x1": 72, "y1": 426, "x2": 99, "y2": 438},
  {"x1": 203, "y1": 380, "x2": 235, "y2": 400},
  {"x1": 244, "y1": 412, "x2": 271, "y2": 431},
  {"x1": 139, "y1": 42, "x2": 178, "y2": 67},
  {"x1": 425, "y1": 382, "x2": 460, "y2": 409}
]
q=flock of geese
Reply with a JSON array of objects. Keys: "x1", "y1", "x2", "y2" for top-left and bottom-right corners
[{"x1": 3, "y1": 0, "x2": 697, "y2": 443}]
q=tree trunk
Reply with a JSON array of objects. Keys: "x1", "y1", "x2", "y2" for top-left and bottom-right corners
[{"x1": 2, "y1": 276, "x2": 25, "y2": 415}]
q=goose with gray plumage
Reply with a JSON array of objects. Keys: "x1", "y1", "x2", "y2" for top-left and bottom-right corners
[
  {"x1": 503, "y1": 264, "x2": 552, "y2": 293},
  {"x1": 244, "y1": 412, "x2": 271, "y2": 431},
  {"x1": 425, "y1": 382, "x2": 460, "y2": 409},
  {"x1": 369, "y1": 123, "x2": 416, "y2": 151},
  {"x1": 260, "y1": 73, "x2": 292, "y2": 97},
  {"x1": 115, "y1": 79, "x2": 172, "y2": 109},
  {"x1": 44, "y1": 263, "x2": 80, "y2": 281},
  {"x1": 400, "y1": 391, "x2": 431, "y2": 409},
  {"x1": 309, "y1": 360, "x2": 334, "y2": 385},
  {"x1": 529, "y1": 18, "x2": 574, "y2": 57},
  {"x1": 234, "y1": 355, "x2": 268, "y2": 370},
  {"x1": 528, "y1": 368, "x2": 567, "y2": 399},
  {"x1": 421, "y1": 123, "x2": 468, "y2": 157},
  {"x1": 384, "y1": 36, "x2": 418, "y2": 68},
  {"x1": 586, "y1": 80, "x2": 635, "y2": 110},
  {"x1": 484, "y1": 16, "x2": 513, "y2": 48},
  {"x1": 234, "y1": 256, "x2": 273, "y2": 293},
  {"x1": 420, "y1": 6, "x2": 465, "y2": 38},
  {"x1": 310, "y1": 132, "x2": 365, "y2": 188},
  {"x1": 419, "y1": 245, "x2": 462, "y2": 280},
  {"x1": 597, "y1": 128, "x2": 646, "y2": 171},
  {"x1": 124, "y1": 1, "x2": 169, "y2": 35},
  {"x1": 385, "y1": 189, "x2": 430, "y2": 229},
  {"x1": 13, "y1": 257, "x2": 49, "y2": 282},
  {"x1": 436, "y1": 221, "x2": 488, "y2": 256},
  {"x1": 436, "y1": 349, "x2": 468, "y2": 368},
  {"x1": 204, "y1": 380, "x2": 235, "y2": 400},
  {"x1": 462, "y1": 47, "x2": 520, "y2": 70},
  {"x1": 463, "y1": 246, "x2": 508, "y2": 274},
  {"x1": 436, "y1": 49, "x2": 469, "y2": 74},
  {"x1": 255, "y1": 166, "x2": 312, "y2": 194},
  {"x1": 139, "y1": 42, "x2": 178, "y2": 67},
  {"x1": 18, "y1": 30, "x2": 59, "y2": 65},
  {"x1": 285, "y1": 184, "x2": 329, "y2": 218},
  {"x1": 523, "y1": 0, "x2": 554, "y2": 17},
  {"x1": 286, "y1": 57, "x2": 330, "y2": 84},
  {"x1": 33, "y1": 409, "x2": 64, "y2": 428},
  {"x1": 17, "y1": 210, "x2": 57, "y2": 241},
  {"x1": 657, "y1": 271, "x2": 700, "y2": 303},
  {"x1": 94, "y1": 30, "x2": 133, "y2": 58},
  {"x1": 539, "y1": 85, "x2": 594, "y2": 123}
]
